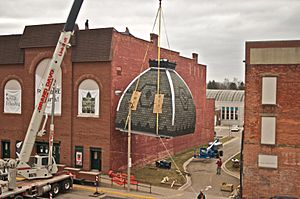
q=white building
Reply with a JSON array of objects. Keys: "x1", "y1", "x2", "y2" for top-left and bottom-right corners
[{"x1": 206, "y1": 89, "x2": 244, "y2": 127}]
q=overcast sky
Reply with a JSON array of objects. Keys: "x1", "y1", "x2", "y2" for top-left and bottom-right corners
[{"x1": 1, "y1": 0, "x2": 300, "y2": 82}]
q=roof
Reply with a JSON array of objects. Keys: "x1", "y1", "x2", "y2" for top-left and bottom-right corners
[
  {"x1": 206, "y1": 89, "x2": 244, "y2": 102},
  {"x1": 72, "y1": 28, "x2": 113, "y2": 62},
  {"x1": 0, "y1": 35, "x2": 24, "y2": 64},
  {"x1": 0, "y1": 23, "x2": 113, "y2": 65},
  {"x1": 19, "y1": 23, "x2": 66, "y2": 48}
]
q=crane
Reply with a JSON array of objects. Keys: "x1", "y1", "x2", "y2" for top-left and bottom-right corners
[{"x1": 16, "y1": 0, "x2": 84, "y2": 180}]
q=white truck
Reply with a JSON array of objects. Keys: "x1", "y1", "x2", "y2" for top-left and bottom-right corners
[{"x1": 0, "y1": 0, "x2": 83, "y2": 198}]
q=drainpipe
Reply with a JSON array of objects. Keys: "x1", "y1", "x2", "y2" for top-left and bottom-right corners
[{"x1": 240, "y1": 127, "x2": 244, "y2": 198}]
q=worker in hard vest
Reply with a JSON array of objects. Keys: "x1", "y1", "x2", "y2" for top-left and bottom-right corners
[
  {"x1": 216, "y1": 157, "x2": 222, "y2": 175},
  {"x1": 197, "y1": 190, "x2": 206, "y2": 199}
]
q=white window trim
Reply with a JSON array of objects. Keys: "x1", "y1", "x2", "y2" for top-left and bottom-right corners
[
  {"x1": 4, "y1": 80, "x2": 22, "y2": 114},
  {"x1": 78, "y1": 80, "x2": 100, "y2": 117}
]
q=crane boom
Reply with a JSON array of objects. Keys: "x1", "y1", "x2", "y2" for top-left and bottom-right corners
[{"x1": 19, "y1": 0, "x2": 84, "y2": 163}]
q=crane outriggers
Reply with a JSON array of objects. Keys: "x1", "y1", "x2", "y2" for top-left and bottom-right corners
[{"x1": 0, "y1": 0, "x2": 83, "y2": 198}]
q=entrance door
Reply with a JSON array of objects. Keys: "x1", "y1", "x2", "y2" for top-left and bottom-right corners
[
  {"x1": 75, "y1": 146, "x2": 84, "y2": 168},
  {"x1": 1, "y1": 140, "x2": 10, "y2": 158},
  {"x1": 90, "y1": 148, "x2": 101, "y2": 171},
  {"x1": 36, "y1": 142, "x2": 60, "y2": 164}
]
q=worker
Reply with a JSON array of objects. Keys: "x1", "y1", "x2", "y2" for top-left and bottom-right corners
[
  {"x1": 216, "y1": 157, "x2": 222, "y2": 175},
  {"x1": 197, "y1": 190, "x2": 206, "y2": 199},
  {"x1": 85, "y1": 19, "x2": 89, "y2": 29}
]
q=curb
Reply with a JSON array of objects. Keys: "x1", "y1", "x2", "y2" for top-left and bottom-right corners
[
  {"x1": 178, "y1": 157, "x2": 194, "y2": 190},
  {"x1": 74, "y1": 184, "x2": 155, "y2": 199},
  {"x1": 178, "y1": 136, "x2": 240, "y2": 190},
  {"x1": 221, "y1": 152, "x2": 240, "y2": 179}
]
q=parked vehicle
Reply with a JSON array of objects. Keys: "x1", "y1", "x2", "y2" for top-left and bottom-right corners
[
  {"x1": 230, "y1": 125, "x2": 240, "y2": 132},
  {"x1": 155, "y1": 159, "x2": 172, "y2": 169},
  {"x1": 194, "y1": 139, "x2": 223, "y2": 159}
]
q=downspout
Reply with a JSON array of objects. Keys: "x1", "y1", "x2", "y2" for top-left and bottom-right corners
[{"x1": 240, "y1": 126, "x2": 244, "y2": 197}]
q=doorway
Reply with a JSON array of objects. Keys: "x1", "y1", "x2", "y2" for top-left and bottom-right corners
[
  {"x1": 1, "y1": 140, "x2": 10, "y2": 159},
  {"x1": 36, "y1": 141, "x2": 60, "y2": 164},
  {"x1": 90, "y1": 147, "x2": 101, "y2": 171}
]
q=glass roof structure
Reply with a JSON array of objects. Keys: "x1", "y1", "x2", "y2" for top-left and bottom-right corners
[{"x1": 206, "y1": 89, "x2": 244, "y2": 102}]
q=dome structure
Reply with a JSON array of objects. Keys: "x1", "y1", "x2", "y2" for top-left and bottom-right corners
[{"x1": 115, "y1": 59, "x2": 196, "y2": 137}]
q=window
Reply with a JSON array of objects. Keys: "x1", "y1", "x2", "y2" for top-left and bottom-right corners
[
  {"x1": 262, "y1": 77, "x2": 277, "y2": 105},
  {"x1": 226, "y1": 107, "x2": 230, "y2": 120},
  {"x1": 230, "y1": 107, "x2": 234, "y2": 120},
  {"x1": 78, "y1": 79, "x2": 99, "y2": 117},
  {"x1": 261, "y1": 117, "x2": 276, "y2": 145},
  {"x1": 221, "y1": 107, "x2": 225, "y2": 120},
  {"x1": 4, "y1": 79, "x2": 21, "y2": 114},
  {"x1": 235, "y1": 107, "x2": 239, "y2": 120},
  {"x1": 35, "y1": 58, "x2": 62, "y2": 115},
  {"x1": 258, "y1": 154, "x2": 278, "y2": 169}
]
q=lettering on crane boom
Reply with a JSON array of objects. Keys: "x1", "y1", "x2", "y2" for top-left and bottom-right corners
[
  {"x1": 37, "y1": 69, "x2": 54, "y2": 111},
  {"x1": 58, "y1": 37, "x2": 68, "y2": 57}
]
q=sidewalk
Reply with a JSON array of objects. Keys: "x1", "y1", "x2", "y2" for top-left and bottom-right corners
[{"x1": 74, "y1": 183, "x2": 228, "y2": 199}]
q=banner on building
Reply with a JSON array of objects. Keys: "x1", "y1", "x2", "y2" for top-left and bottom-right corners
[
  {"x1": 35, "y1": 83, "x2": 62, "y2": 115},
  {"x1": 4, "y1": 89, "x2": 21, "y2": 114},
  {"x1": 78, "y1": 89, "x2": 99, "y2": 116}
]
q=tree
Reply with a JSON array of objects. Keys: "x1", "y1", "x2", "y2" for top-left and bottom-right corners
[
  {"x1": 229, "y1": 82, "x2": 237, "y2": 90},
  {"x1": 238, "y1": 81, "x2": 245, "y2": 90},
  {"x1": 207, "y1": 78, "x2": 245, "y2": 90},
  {"x1": 207, "y1": 80, "x2": 218, "y2": 89}
]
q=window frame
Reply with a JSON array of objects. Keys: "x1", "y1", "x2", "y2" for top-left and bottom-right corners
[
  {"x1": 78, "y1": 79, "x2": 100, "y2": 117},
  {"x1": 4, "y1": 79, "x2": 22, "y2": 114}
]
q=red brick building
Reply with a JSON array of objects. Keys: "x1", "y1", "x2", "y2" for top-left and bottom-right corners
[
  {"x1": 0, "y1": 23, "x2": 214, "y2": 172},
  {"x1": 243, "y1": 41, "x2": 300, "y2": 198}
]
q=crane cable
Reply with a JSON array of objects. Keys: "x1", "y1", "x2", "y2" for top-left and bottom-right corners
[
  {"x1": 123, "y1": 0, "x2": 198, "y2": 196},
  {"x1": 124, "y1": 0, "x2": 162, "y2": 130},
  {"x1": 155, "y1": 1, "x2": 197, "y2": 197},
  {"x1": 155, "y1": 0, "x2": 162, "y2": 135}
]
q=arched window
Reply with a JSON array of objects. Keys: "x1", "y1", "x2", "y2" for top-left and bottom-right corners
[
  {"x1": 4, "y1": 79, "x2": 22, "y2": 114},
  {"x1": 35, "y1": 59, "x2": 62, "y2": 115},
  {"x1": 78, "y1": 79, "x2": 99, "y2": 117}
]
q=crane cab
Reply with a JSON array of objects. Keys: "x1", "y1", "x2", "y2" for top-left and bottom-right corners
[{"x1": 17, "y1": 155, "x2": 58, "y2": 179}]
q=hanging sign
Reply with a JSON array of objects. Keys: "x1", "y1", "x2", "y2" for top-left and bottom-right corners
[
  {"x1": 4, "y1": 89, "x2": 21, "y2": 114},
  {"x1": 76, "y1": 151, "x2": 83, "y2": 166},
  {"x1": 78, "y1": 89, "x2": 99, "y2": 115}
]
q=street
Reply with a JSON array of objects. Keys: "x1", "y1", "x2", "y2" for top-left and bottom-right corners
[{"x1": 185, "y1": 127, "x2": 241, "y2": 198}]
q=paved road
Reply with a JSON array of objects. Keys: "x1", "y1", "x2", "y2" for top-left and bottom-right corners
[{"x1": 185, "y1": 133, "x2": 241, "y2": 198}]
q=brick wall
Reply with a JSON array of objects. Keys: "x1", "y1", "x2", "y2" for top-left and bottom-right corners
[
  {"x1": 243, "y1": 41, "x2": 300, "y2": 198},
  {"x1": 110, "y1": 31, "x2": 213, "y2": 170}
]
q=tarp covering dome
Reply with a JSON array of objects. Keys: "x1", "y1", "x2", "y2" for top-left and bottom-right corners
[{"x1": 115, "y1": 59, "x2": 196, "y2": 137}]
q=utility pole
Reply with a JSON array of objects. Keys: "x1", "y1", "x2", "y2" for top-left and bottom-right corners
[{"x1": 127, "y1": 102, "x2": 132, "y2": 192}]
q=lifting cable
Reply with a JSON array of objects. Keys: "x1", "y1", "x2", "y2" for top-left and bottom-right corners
[
  {"x1": 155, "y1": 0, "x2": 162, "y2": 135},
  {"x1": 124, "y1": 1, "x2": 199, "y2": 196},
  {"x1": 155, "y1": 1, "x2": 197, "y2": 196},
  {"x1": 124, "y1": 0, "x2": 162, "y2": 129}
]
